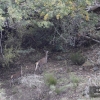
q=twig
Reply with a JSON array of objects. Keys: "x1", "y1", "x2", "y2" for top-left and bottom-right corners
[
  {"x1": 84, "y1": 35, "x2": 100, "y2": 44},
  {"x1": 54, "y1": 26, "x2": 68, "y2": 43},
  {"x1": 0, "y1": 30, "x2": 4, "y2": 58}
]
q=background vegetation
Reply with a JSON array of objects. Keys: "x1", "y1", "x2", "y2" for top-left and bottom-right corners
[{"x1": 0, "y1": 0, "x2": 100, "y2": 67}]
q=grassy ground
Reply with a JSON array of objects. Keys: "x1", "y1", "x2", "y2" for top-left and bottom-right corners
[{"x1": 0, "y1": 45, "x2": 100, "y2": 100}]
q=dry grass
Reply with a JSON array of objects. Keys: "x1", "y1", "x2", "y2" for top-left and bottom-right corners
[
  {"x1": 0, "y1": 82, "x2": 7, "y2": 100},
  {"x1": 20, "y1": 74, "x2": 44, "y2": 88}
]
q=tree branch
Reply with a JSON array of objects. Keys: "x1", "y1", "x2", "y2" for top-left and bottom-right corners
[
  {"x1": 0, "y1": 30, "x2": 4, "y2": 58},
  {"x1": 54, "y1": 26, "x2": 68, "y2": 43},
  {"x1": 86, "y1": 4, "x2": 100, "y2": 12},
  {"x1": 83, "y1": 35, "x2": 100, "y2": 44}
]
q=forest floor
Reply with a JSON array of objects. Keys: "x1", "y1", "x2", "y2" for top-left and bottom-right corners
[{"x1": 0, "y1": 44, "x2": 100, "y2": 100}]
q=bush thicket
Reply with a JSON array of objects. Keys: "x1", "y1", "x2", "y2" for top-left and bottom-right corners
[{"x1": 0, "y1": 0, "x2": 99, "y2": 67}]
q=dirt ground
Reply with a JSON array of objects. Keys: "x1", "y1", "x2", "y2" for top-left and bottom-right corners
[{"x1": 1, "y1": 45, "x2": 100, "y2": 100}]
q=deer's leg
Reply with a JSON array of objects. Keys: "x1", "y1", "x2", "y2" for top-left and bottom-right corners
[
  {"x1": 34, "y1": 62, "x2": 39, "y2": 74},
  {"x1": 10, "y1": 79, "x2": 14, "y2": 87},
  {"x1": 35, "y1": 62, "x2": 39, "y2": 71},
  {"x1": 39, "y1": 67, "x2": 42, "y2": 74}
]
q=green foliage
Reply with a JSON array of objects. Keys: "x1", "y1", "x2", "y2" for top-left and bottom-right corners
[
  {"x1": 17, "y1": 48, "x2": 35, "y2": 54},
  {"x1": 0, "y1": 0, "x2": 98, "y2": 45},
  {"x1": 52, "y1": 44, "x2": 64, "y2": 52},
  {"x1": 44, "y1": 73, "x2": 57, "y2": 86},
  {"x1": 55, "y1": 56, "x2": 64, "y2": 61},
  {"x1": 70, "y1": 73, "x2": 80, "y2": 84},
  {"x1": 21, "y1": 26, "x2": 53, "y2": 49},
  {"x1": 70, "y1": 52, "x2": 85, "y2": 65},
  {"x1": 70, "y1": 73, "x2": 80, "y2": 90},
  {"x1": 50, "y1": 85, "x2": 56, "y2": 91},
  {"x1": 79, "y1": 13, "x2": 99, "y2": 36},
  {"x1": 0, "y1": 0, "x2": 99, "y2": 69},
  {"x1": 2, "y1": 46, "x2": 19, "y2": 67},
  {"x1": 37, "y1": 21, "x2": 53, "y2": 28},
  {"x1": 0, "y1": 0, "x2": 94, "y2": 30},
  {"x1": 55, "y1": 88, "x2": 62, "y2": 95}
]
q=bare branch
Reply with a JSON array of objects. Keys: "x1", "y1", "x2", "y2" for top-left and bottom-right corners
[
  {"x1": 0, "y1": 30, "x2": 4, "y2": 58},
  {"x1": 86, "y1": 4, "x2": 100, "y2": 12},
  {"x1": 54, "y1": 26, "x2": 68, "y2": 43}
]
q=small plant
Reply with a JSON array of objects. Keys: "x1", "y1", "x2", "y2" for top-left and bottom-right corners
[
  {"x1": 17, "y1": 48, "x2": 35, "y2": 55},
  {"x1": 11, "y1": 87, "x2": 18, "y2": 94},
  {"x1": 2, "y1": 46, "x2": 19, "y2": 67},
  {"x1": 70, "y1": 52, "x2": 85, "y2": 65},
  {"x1": 50, "y1": 85, "x2": 56, "y2": 91},
  {"x1": 55, "y1": 56, "x2": 64, "y2": 61},
  {"x1": 55, "y1": 88, "x2": 62, "y2": 95},
  {"x1": 44, "y1": 73, "x2": 57, "y2": 86},
  {"x1": 70, "y1": 73, "x2": 80, "y2": 91},
  {"x1": 0, "y1": 86, "x2": 7, "y2": 100},
  {"x1": 70, "y1": 73, "x2": 80, "y2": 84}
]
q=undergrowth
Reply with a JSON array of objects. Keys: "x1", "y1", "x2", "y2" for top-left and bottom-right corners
[
  {"x1": 44, "y1": 73, "x2": 57, "y2": 86},
  {"x1": 70, "y1": 52, "x2": 85, "y2": 65}
]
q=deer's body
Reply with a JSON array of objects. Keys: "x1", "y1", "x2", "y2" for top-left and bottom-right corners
[
  {"x1": 10, "y1": 71, "x2": 21, "y2": 86},
  {"x1": 35, "y1": 51, "x2": 48, "y2": 72},
  {"x1": 10, "y1": 66, "x2": 22, "y2": 87}
]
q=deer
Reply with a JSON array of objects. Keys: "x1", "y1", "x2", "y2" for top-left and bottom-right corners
[
  {"x1": 10, "y1": 66, "x2": 23, "y2": 87},
  {"x1": 34, "y1": 51, "x2": 49, "y2": 73}
]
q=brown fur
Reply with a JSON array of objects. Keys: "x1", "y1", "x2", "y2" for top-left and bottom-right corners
[
  {"x1": 11, "y1": 71, "x2": 21, "y2": 79},
  {"x1": 10, "y1": 71, "x2": 22, "y2": 87},
  {"x1": 35, "y1": 51, "x2": 48, "y2": 71},
  {"x1": 10, "y1": 66, "x2": 23, "y2": 87}
]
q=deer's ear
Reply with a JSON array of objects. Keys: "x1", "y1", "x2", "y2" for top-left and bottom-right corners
[
  {"x1": 44, "y1": 50, "x2": 49, "y2": 53},
  {"x1": 43, "y1": 50, "x2": 46, "y2": 52}
]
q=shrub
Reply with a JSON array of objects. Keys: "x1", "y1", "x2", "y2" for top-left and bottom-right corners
[
  {"x1": 70, "y1": 73, "x2": 80, "y2": 90},
  {"x1": 70, "y1": 52, "x2": 85, "y2": 65},
  {"x1": 55, "y1": 88, "x2": 62, "y2": 95},
  {"x1": 70, "y1": 73, "x2": 80, "y2": 84},
  {"x1": 44, "y1": 73, "x2": 57, "y2": 86},
  {"x1": 2, "y1": 46, "x2": 19, "y2": 67}
]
